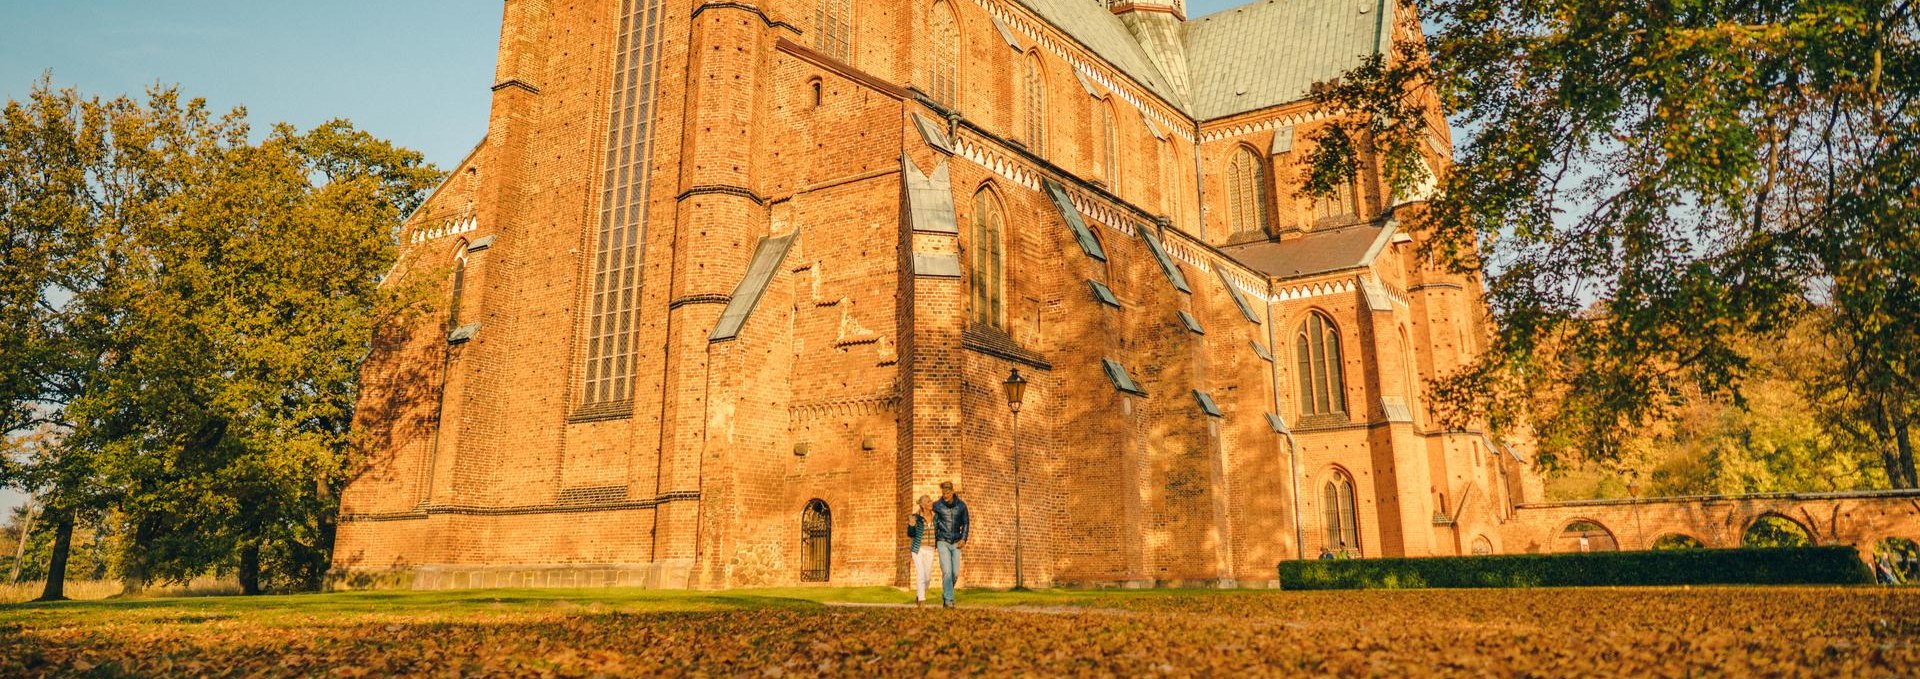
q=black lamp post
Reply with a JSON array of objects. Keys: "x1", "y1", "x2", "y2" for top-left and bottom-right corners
[{"x1": 1003, "y1": 368, "x2": 1028, "y2": 590}]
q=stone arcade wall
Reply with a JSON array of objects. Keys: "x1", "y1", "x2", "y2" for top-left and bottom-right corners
[{"x1": 1501, "y1": 490, "x2": 1920, "y2": 556}]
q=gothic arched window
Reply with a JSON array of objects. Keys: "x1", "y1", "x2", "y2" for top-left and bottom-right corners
[
  {"x1": 970, "y1": 185, "x2": 1007, "y2": 328},
  {"x1": 1023, "y1": 52, "x2": 1047, "y2": 154},
  {"x1": 1226, "y1": 145, "x2": 1269, "y2": 239},
  {"x1": 1313, "y1": 178, "x2": 1357, "y2": 225},
  {"x1": 1159, "y1": 137, "x2": 1177, "y2": 215},
  {"x1": 1296, "y1": 312, "x2": 1347, "y2": 415},
  {"x1": 448, "y1": 252, "x2": 468, "y2": 332},
  {"x1": 928, "y1": 1, "x2": 959, "y2": 108},
  {"x1": 815, "y1": 0, "x2": 853, "y2": 62},
  {"x1": 1324, "y1": 471, "x2": 1360, "y2": 556},
  {"x1": 1099, "y1": 100, "x2": 1119, "y2": 188}
]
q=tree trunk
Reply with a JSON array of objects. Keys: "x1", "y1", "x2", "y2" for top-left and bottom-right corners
[
  {"x1": 35, "y1": 510, "x2": 74, "y2": 602},
  {"x1": 238, "y1": 540, "x2": 261, "y2": 595},
  {"x1": 1870, "y1": 401, "x2": 1915, "y2": 489},
  {"x1": 1896, "y1": 415, "x2": 1917, "y2": 489},
  {"x1": 311, "y1": 478, "x2": 339, "y2": 591},
  {"x1": 8, "y1": 497, "x2": 34, "y2": 584},
  {"x1": 120, "y1": 515, "x2": 158, "y2": 595}
]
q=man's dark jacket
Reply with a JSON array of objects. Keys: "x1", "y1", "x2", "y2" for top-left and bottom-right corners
[{"x1": 933, "y1": 495, "x2": 970, "y2": 543}]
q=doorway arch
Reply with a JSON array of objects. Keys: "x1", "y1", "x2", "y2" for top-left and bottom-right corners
[{"x1": 801, "y1": 499, "x2": 832, "y2": 582}]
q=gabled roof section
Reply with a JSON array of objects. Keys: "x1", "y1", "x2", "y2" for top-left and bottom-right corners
[
  {"x1": 1011, "y1": 0, "x2": 1183, "y2": 107},
  {"x1": 1220, "y1": 222, "x2": 1396, "y2": 280},
  {"x1": 1185, "y1": 0, "x2": 1393, "y2": 119}
]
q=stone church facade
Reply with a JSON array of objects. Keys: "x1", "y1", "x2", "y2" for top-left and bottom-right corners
[{"x1": 330, "y1": 0, "x2": 1920, "y2": 590}]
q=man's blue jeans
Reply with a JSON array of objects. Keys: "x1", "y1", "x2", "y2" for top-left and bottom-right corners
[{"x1": 936, "y1": 540, "x2": 961, "y2": 606}]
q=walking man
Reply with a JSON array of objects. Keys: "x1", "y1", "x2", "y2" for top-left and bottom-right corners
[{"x1": 932, "y1": 481, "x2": 970, "y2": 608}]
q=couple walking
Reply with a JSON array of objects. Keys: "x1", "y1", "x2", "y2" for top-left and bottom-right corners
[{"x1": 905, "y1": 481, "x2": 970, "y2": 607}]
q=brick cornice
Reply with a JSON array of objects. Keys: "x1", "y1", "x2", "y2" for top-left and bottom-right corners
[
  {"x1": 677, "y1": 184, "x2": 767, "y2": 205},
  {"x1": 341, "y1": 491, "x2": 702, "y2": 522},
  {"x1": 691, "y1": 2, "x2": 799, "y2": 34},
  {"x1": 491, "y1": 79, "x2": 541, "y2": 95},
  {"x1": 775, "y1": 38, "x2": 908, "y2": 101},
  {"x1": 669, "y1": 293, "x2": 732, "y2": 309}
]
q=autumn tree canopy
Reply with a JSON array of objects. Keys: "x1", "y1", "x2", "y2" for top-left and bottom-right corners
[
  {"x1": 1308, "y1": 0, "x2": 1920, "y2": 487},
  {"x1": 0, "y1": 81, "x2": 441, "y2": 599}
]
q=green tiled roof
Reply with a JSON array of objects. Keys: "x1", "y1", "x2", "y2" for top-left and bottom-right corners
[
  {"x1": 1005, "y1": 1, "x2": 1393, "y2": 120},
  {"x1": 1184, "y1": 0, "x2": 1393, "y2": 119}
]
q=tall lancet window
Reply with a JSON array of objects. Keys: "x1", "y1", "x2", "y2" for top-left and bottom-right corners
[
  {"x1": 1227, "y1": 145, "x2": 1269, "y2": 239},
  {"x1": 1023, "y1": 52, "x2": 1047, "y2": 154},
  {"x1": 448, "y1": 252, "x2": 467, "y2": 332},
  {"x1": 1324, "y1": 470, "x2": 1360, "y2": 554},
  {"x1": 928, "y1": 1, "x2": 959, "y2": 108},
  {"x1": 1099, "y1": 100, "x2": 1119, "y2": 189},
  {"x1": 581, "y1": 0, "x2": 666, "y2": 408},
  {"x1": 816, "y1": 0, "x2": 854, "y2": 62},
  {"x1": 970, "y1": 186, "x2": 1007, "y2": 329}
]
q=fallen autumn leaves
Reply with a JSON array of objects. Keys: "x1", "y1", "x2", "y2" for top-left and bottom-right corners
[{"x1": 3, "y1": 587, "x2": 1917, "y2": 677}]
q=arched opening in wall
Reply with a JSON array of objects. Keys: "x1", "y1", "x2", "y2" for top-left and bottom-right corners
[
  {"x1": 1554, "y1": 520, "x2": 1618, "y2": 553},
  {"x1": 447, "y1": 250, "x2": 468, "y2": 332},
  {"x1": 808, "y1": 77, "x2": 823, "y2": 108},
  {"x1": 927, "y1": 1, "x2": 959, "y2": 109},
  {"x1": 1470, "y1": 535, "x2": 1493, "y2": 555},
  {"x1": 1225, "y1": 144, "x2": 1270, "y2": 241},
  {"x1": 1021, "y1": 51, "x2": 1046, "y2": 154},
  {"x1": 1652, "y1": 533, "x2": 1705, "y2": 550},
  {"x1": 1322, "y1": 470, "x2": 1360, "y2": 558},
  {"x1": 1098, "y1": 99, "x2": 1119, "y2": 189},
  {"x1": 969, "y1": 185, "x2": 1007, "y2": 329},
  {"x1": 1742, "y1": 514, "x2": 1813, "y2": 548},
  {"x1": 1872, "y1": 537, "x2": 1920, "y2": 585},
  {"x1": 800, "y1": 500, "x2": 832, "y2": 582},
  {"x1": 1295, "y1": 312, "x2": 1348, "y2": 417}
]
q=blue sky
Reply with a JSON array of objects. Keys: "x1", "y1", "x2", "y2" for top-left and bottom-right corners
[
  {"x1": 0, "y1": 2, "x2": 1262, "y2": 515},
  {"x1": 0, "y1": 0, "x2": 503, "y2": 171}
]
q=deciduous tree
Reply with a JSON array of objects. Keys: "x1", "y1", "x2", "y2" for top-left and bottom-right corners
[{"x1": 1308, "y1": 1, "x2": 1920, "y2": 486}]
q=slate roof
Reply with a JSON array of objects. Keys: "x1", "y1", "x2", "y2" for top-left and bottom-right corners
[
  {"x1": 1008, "y1": 0, "x2": 1394, "y2": 120},
  {"x1": 1220, "y1": 222, "x2": 1394, "y2": 280},
  {"x1": 1185, "y1": 0, "x2": 1394, "y2": 120},
  {"x1": 1013, "y1": 0, "x2": 1183, "y2": 106}
]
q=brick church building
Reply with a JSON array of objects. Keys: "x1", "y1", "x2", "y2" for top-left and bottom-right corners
[{"x1": 330, "y1": 0, "x2": 1920, "y2": 591}]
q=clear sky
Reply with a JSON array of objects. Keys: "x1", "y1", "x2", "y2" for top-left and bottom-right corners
[
  {"x1": 0, "y1": 0, "x2": 503, "y2": 171},
  {"x1": 0, "y1": 1, "x2": 1263, "y2": 515}
]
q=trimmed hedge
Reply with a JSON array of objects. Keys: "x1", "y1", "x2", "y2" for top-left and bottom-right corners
[{"x1": 1278, "y1": 547, "x2": 1874, "y2": 590}]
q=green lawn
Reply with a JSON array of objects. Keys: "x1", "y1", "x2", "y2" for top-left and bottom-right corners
[{"x1": 5, "y1": 586, "x2": 1918, "y2": 676}]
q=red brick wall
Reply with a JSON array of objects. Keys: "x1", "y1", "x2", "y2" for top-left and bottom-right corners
[{"x1": 332, "y1": 0, "x2": 1540, "y2": 590}]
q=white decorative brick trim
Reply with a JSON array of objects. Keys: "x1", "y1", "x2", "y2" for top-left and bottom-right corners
[{"x1": 410, "y1": 215, "x2": 478, "y2": 244}]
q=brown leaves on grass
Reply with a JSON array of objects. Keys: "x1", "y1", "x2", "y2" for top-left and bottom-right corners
[{"x1": 3, "y1": 588, "x2": 1918, "y2": 677}]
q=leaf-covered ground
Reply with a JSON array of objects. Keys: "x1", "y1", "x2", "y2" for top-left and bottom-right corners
[{"x1": 3, "y1": 586, "x2": 1916, "y2": 676}]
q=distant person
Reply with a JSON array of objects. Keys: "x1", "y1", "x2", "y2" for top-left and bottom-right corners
[
  {"x1": 1318, "y1": 546, "x2": 1334, "y2": 560},
  {"x1": 932, "y1": 481, "x2": 971, "y2": 608},
  {"x1": 906, "y1": 495, "x2": 934, "y2": 606},
  {"x1": 1579, "y1": 533, "x2": 1591, "y2": 553},
  {"x1": 1336, "y1": 540, "x2": 1353, "y2": 559}
]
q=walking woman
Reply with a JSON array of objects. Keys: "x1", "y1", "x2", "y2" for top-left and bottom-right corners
[{"x1": 907, "y1": 495, "x2": 935, "y2": 606}]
